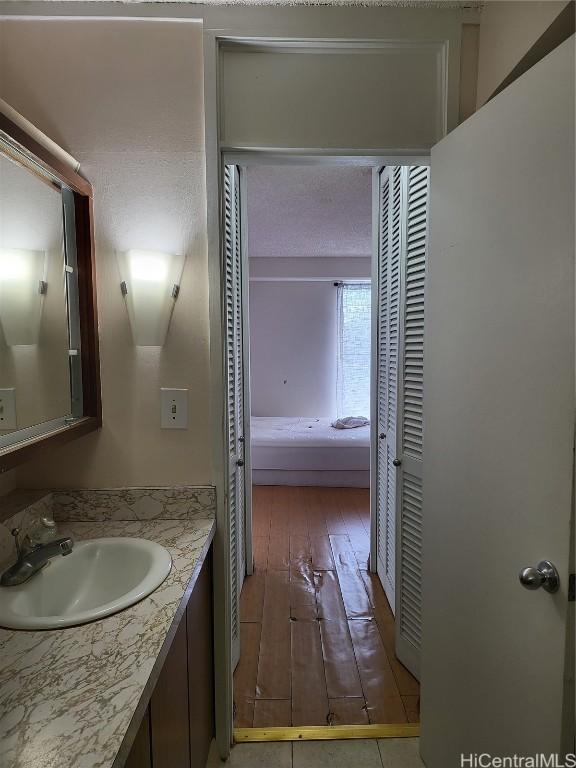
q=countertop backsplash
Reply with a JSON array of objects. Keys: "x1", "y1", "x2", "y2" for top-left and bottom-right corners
[{"x1": 0, "y1": 485, "x2": 217, "y2": 567}]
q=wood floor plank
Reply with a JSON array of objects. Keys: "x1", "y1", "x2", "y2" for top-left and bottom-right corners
[
  {"x1": 310, "y1": 536, "x2": 335, "y2": 570},
  {"x1": 253, "y1": 699, "x2": 292, "y2": 727},
  {"x1": 290, "y1": 578, "x2": 317, "y2": 620},
  {"x1": 319, "y1": 619, "x2": 364, "y2": 698},
  {"x1": 252, "y1": 486, "x2": 272, "y2": 535},
  {"x1": 363, "y1": 571, "x2": 420, "y2": 697},
  {"x1": 328, "y1": 698, "x2": 370, "y2": 726},
  {"x1": 306, "y1": 488, "x2": 330, "y2": 537},
  {"x1": 233, "y1": 622, "x2": 261, "y2": 728},
  {"x1": 235, "y1": 699, "x2": 254, "y2": 730},
  {"x1": 240, "y1": 571, "x2": 266, "y2": 623},
  {"x1": 289, "y1": 534, "x2": 311, "y2": 565},
  {"x1": 401, "y1": 695, "x2": 420, "y2": 723},
  {"x1": 348, "y1": 619, "x2": 407, "y2": 724},
  {"x1": 339, "y1": 490, "x2": 371, "y2": 554},
  {"x1": 269, "y1": 487, "x2": 290, "y2": 536},
  {"x1": 376, "y1": 614, "x2": 420, "y2": 697},
  {"x1": 291, "y1": 620, "x2": 329, "y2": 726},
  {"x1": 348, "y1": 530, "x2": 371, "y2": 571},
  {"x1": 289, "y1": 536, "x2": 317, "y2": 620},
  {"x1": 287, "y1": 487, "x2": 309, "y2": 535},
  {"x1": 353, "y1": 548, "x2": 371, "y2": 571},
  {"x1": 268, "y1": 535, "x2": 290, "y2": 570},
  {"x1": 348, "y1": 488, "x2": 371, "y2": 537},
  {"x1": 256, "y1": 570, "x2": 291, "y2": 699},
  {"x1": 253, "y1": 535, "x2": 269, "y2": 572},
  {"x1": 314, "y1": 569, "x2": 347, "y2": 623},
  {"x1": 329, "y1": 535, "x2": 373, "y2": 619},
  {"x1": 360, "y1": 570, "x2": 395, "y2": 626},
  {"x1": 322, "y1": 489, "x2": 349, "y2": 534}
]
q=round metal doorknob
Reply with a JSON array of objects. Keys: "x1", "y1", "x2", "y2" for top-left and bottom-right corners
[
  {"x1": 236, "y1": 459, "x2": 245, "y2": 467},
  {"x1": 379, "y1": 432, "x2": 385, "y2": 440},
  {"x1": 392, "y1": 458, "x2": 402, "y2": 467},
  {"x1": 519, "y1": 560, "x2": 560, "y2": 593}
]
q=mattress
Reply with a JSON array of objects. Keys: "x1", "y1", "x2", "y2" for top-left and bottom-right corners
[{"x1": 251, "y1": 416, "x2": 370, "y2": 472}]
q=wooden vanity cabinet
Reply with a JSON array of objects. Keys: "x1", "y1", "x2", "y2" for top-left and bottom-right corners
[
  {"x1": 125, "y1": 547, "x2": 214, "y2": 768},
  {"x1": 124, "y1": 709, "x2": 151, "y2": 768},
  {"x1": 186, "y1": 549, "x2": 215, "y2": 768}
]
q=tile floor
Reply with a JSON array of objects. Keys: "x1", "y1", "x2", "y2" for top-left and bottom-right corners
[{"x1": 206, "y1": 738, "x2": 425, "y2": 768}]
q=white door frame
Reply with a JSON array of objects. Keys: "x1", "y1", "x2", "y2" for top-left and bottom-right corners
[
  {"x1": 211, "y1": 146, "x2": 428, "y2": 755},
  {"x1": 204, "y1": 24, "x2": 459, "y2": 758}
]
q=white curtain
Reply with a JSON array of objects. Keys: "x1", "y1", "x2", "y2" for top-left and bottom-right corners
[{"x1": 336, "y1": 282, "x2": 371, "y2": 418}]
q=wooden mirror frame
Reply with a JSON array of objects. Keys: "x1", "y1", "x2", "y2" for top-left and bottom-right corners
[{"x1": 0, "y1": 113, "x2": 101, "y2": 474}]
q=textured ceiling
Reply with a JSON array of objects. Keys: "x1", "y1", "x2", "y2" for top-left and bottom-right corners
[
  {"x1": 246, "y1": 165, "x2": 373, "y2": 259},
  {"x1": 32, "y1": 0, "x2": 483, "y2": 5}
]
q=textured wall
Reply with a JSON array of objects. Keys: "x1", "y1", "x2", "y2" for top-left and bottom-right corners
[
  {"x1": 0, "y1": 20, "x2": 211, "y2": 488},
  {"x1": 249, "y1": 280, "x2": 339, "y2": 418},
  {"x1": 476, "y1": 0, "x2": 570, "y2": 106}
]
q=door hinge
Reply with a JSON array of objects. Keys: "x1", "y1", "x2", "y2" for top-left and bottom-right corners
[{"x1": 569, "y1": 573, "x2": 575, "y2": 602}]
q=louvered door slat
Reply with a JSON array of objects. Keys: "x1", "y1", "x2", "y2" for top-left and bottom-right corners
[
  {"x1": 384, "y1": 166, "x2": 403, "y2": 610},
  {"x1": 375, "y1": 164, "x2": 429, "y2": 674},
  {"x1": 376, "y1": 168, "x2": 390, "y2": 572},
  {"x1": 223, "y1": 164, "x2": 246, "y2": 671},
  {"x1": 375, "y1": 166, "x2": 402, "y2": 614},
  {"x1": 395, "y1": 165, "x2": 429, "y2": 680}
]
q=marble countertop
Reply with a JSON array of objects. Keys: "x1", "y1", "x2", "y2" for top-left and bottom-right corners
[{"x1": 0, "y1": 513, "x2": 216, "y2": 768}]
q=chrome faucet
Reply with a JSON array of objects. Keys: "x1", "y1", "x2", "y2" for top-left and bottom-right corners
[{"x1": 0, "y1": 527, "x2": 74, "y2": 587}]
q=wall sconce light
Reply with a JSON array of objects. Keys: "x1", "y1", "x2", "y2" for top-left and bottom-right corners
[
  {"x1": 0, "y1": 248, "x2": 47, "y2": 346},
  {"x1": 117, "y1": 250, "x2": 185, "y2": 346}
]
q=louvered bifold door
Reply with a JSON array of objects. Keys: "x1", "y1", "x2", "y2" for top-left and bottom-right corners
[
  {"x1": 394, "y1": 165, "x2": 429, "y2": 680},
  {"x1": 375, "y1": 166, "x2": 403, "y2": 614},
  {"x1": 224, "y1": 164, "x2": 246, "y2": 670}
]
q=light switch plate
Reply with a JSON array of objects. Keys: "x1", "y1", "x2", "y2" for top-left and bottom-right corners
[
  {"x1": 160, "y1": 388, "x2": 188, "y2": 429},
  {"x1": 0, "y1": 389, "x2": 17, "y2": 431}
]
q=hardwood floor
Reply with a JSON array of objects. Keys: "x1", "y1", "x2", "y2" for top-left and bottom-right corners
[{"x1": 233, "y1": 485, "x2": 420, "y2": 728}]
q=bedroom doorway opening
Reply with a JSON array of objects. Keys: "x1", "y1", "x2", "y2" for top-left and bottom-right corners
[{"x1": 228, "y1": 162, "x2": 423, "y2": 732}]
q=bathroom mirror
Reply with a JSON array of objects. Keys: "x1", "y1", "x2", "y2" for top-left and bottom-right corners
[{"x1": 0, "y1": 112, "x2": 100, "y2": 472}]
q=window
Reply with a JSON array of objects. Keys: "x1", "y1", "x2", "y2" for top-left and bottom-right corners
[{"x1": 336, "y1": 282, "x2": 371, "y2": 418}]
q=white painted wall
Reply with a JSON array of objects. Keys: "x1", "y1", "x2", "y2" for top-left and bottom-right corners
[
  {"x1": 249, "y1": 280, "x2": 338, "y2": 418},
  {"x1": 250, "y1": 257, "x2": 371, "y2": 282},
  {"x1": 207, "y1": 5, "x2": 478, "y2": 148},
  {"x1": 222, "y1": 46, "x2": 446, "y2": 151},
  {"x1": 0, "y1": 19, "x2": 211, "y2": 488},
  {"x1": 476, "y1": 0, "x2": 570, "y2": 106}
]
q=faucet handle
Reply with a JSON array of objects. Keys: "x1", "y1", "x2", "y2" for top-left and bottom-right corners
[{"x1": 10, "y1": 528, "x2": 22, "y2": 559}]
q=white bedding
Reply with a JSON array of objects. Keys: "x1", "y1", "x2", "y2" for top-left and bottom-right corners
[
  {"x1": 251, "y1": 416, "x2": 370, "y2": 472},
  {"x1": 251, "y1": 416, "x2": 370, "y2": 447}
]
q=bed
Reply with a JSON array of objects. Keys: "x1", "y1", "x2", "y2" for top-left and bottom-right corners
[{"x1": 250, "y1": 416, "x2": 370, "y2": 488}]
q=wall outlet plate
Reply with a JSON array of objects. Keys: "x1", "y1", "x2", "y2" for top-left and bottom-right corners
[
  {"x1": 160, "y1": 388, "x2": 188, "y2": 429},
  {"x1": 0, "y1": 389, "x2": 17, "y2": 431}
]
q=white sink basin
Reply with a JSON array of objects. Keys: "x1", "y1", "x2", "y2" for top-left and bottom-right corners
[{"x1": 0, "y1": 537, "x2": 172, "y2": 630}]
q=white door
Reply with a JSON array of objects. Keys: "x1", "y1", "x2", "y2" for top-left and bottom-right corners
[
  {"x1": 395, "y1": 165, "x2": 430, "y2": 680},
  {"x1": 224, "y1": 164, "x2": 249, "y2": 669},
  {"x1": 374, "y1": 165, "x2": 402, "y2": 613},
  {"x1": 373, "y1": 165, "x2": 430, "y2": 680},
  {"x1": 421, "y1": 37, "x2": 574, "y2": 765}
]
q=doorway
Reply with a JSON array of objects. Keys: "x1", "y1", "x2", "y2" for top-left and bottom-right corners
[
  {"x1": 209, "y1": 32, "x2": 574, "y2": 765},
  {"x1": 225, "y1": 160, "x2": 427, "y2": 734}
]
